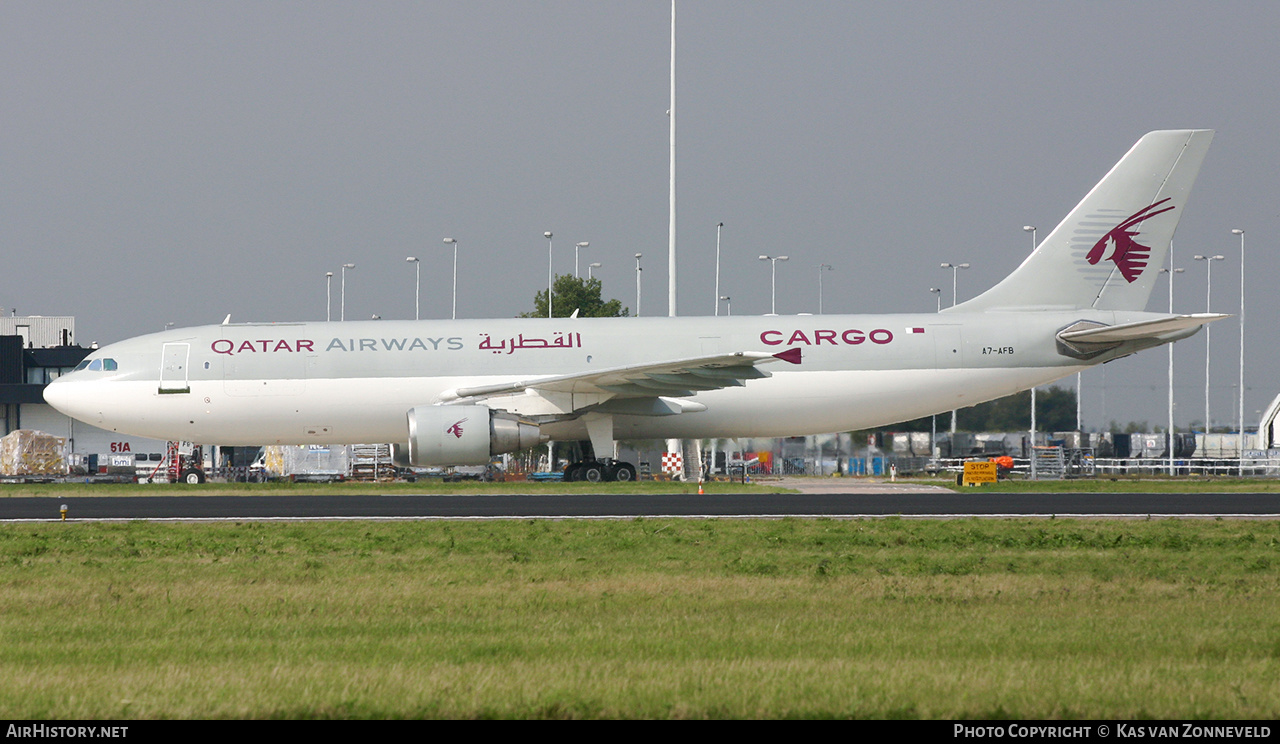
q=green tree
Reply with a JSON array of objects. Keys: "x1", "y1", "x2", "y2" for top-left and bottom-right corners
[
  {"x1": 956, "y1": 386, "x2": 1077, "y2": 431},
  {"x1": 521, "y1": 274, "x2": 629, "y2": 318},
  {"x1": 884, "y1": 385, "x2": 1079, "y2": 433},
  {"x1": 1109, "y1": 420, "x2": 1152, "y2": 434}
]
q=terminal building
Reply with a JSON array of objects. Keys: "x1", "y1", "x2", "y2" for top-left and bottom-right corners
[{"x1": 1, "y1": 316, "x2": 169, "y2": 468}]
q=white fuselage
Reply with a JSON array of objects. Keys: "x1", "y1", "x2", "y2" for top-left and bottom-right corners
[{"x1": 44, "y1": 310, "x2": 1158, "y2": 447}]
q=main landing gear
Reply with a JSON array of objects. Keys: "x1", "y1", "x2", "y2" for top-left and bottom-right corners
[
  {"x1": 559, "y1": 430, "x2": 636, "y2": 483},
  {"x1": 562, "y1": 459, "x2": 637, "y2": 483}
]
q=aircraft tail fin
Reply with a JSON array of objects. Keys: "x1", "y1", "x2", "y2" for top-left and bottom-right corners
[{"x1": 949, "y1": 130, "x2": 1214, "y2": 313}]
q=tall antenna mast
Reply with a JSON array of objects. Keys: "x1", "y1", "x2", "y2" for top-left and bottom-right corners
[
  {"x1": 668, "y1": 0, "x2": 677, "y2": 317},
  {"x1": 665, "y1": 1, "x2": 683, "y2": 479}
]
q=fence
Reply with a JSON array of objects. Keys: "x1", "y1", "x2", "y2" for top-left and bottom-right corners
[{"x1": 927, "y1": 452, "x2": 1280, "y2": 478}]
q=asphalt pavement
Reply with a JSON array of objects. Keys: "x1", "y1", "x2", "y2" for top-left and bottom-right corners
[{"x1": 1, "y1": 485, "x2": 1276, "y2": 521}]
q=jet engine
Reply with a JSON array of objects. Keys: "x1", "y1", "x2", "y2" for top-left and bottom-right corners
[{"x1": 396, "y1": 405, "x2": 540, "y2": 467}]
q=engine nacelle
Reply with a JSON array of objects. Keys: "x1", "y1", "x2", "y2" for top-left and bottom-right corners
[{"x1": 400, "y1": 405, "x2": 540, "y2": 467}]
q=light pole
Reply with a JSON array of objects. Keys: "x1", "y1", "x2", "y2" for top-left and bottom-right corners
[
  {"x1": 544, "y1": 232, "x2": 554, "y2": 318},
  {"x1": 340, "y1": 263, "x2": 355, "y2": 321},
  {"x1": 931, "y1": 410, "x2": 938, "y2": 463},
  {"x1": 1023, "y1": 226, "x2": 1052, "y2": 435},
  {"x1": 634, "y1": 253, "x2": 643, "y2": 317},
  {"x1": 714, "y1": 222, "x2": 723, "y2": 316},
  {"x1": 758, "y1": 255, "x2": 789, "y2": 314},
  {"x1": 1194, "y1": 254, "x2": 1225, "y2": 431},
  {"x1": 817, "y1": 264, "x2": 833, "y2": 314},
  {"x1": 719, "y1": 295, "x2": 731, "y2": 317},
  {"x1": 1030, "y1": 380, "x2": 1038, "y2": 480},
  {"x1": 928, "y1": 285, "x2": 941, "y2": 455},
  {"x1": 405, "y1": 257, "x2": 420, "y2": 320},
  {"x1": 575, "y1": 242, "x2": 589, "y2": 278},
  {"x1": 1160, "y1": 264, "x2": 1184, "y2": 475},
  {"x1": 325, "y1": 272, "x2": 333, "y2": 322},
  {"x1": 1231, "y1": 228, "x2": 1245, "y2": 475},
  {"x1": 443, "y1": 238, "x2": 459, "y2": 319},
  {"x1": 940, "y1": 262, "x2": 969, "y2": 434},
  {"x1": 940, "y1": 262, "x2": 970, "y2": 307},
  {"x1": 587, "y1": 262, "x2": 601, "y2": 281}
]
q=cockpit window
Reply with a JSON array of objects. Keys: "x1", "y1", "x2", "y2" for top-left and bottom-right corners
[{"x1": 76, "y1": 358, "x2": 117, "y2": 372}]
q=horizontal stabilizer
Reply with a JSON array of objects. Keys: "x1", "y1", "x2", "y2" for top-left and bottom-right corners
[{"x1": 1058, "y1": 313, "x2": 1229, "y2": 343}]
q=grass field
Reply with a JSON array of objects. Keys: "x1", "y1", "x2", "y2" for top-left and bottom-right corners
[
  {"x1": 4, "y1": 474, "x2": 1280, "y2": 498},
  {"x1": 0, "y1": 479, "x2": 790, "y2": 498},
  {"x1": 2, "y1": 518, "x2": 1278, "y2": 719}
]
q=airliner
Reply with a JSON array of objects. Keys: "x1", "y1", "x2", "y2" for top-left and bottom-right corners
[{"x1": 45, "y1": 130, "x2": 1223, "y2": 482}]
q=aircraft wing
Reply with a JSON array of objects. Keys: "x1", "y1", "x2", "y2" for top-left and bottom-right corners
[
  {"x1": 1058, "y1": 313, "x2": 1229, "y2": 343},
  {"x1": 440, "y1": 348, "x2": 801, "y2": 404}
]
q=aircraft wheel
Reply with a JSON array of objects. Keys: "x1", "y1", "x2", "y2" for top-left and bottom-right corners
[
  {"x1": 181, "y1": 469, "x2": 206, "y2": 485},
  {"x1": 563, "y1": 463, "x2": 582, "y2": 482},
  {"x1": 581, "y1": 462, "x2": 606, "y2": 483},
  {"x1": 609, "y1": 462, "x2": 637, "y2": 483}
]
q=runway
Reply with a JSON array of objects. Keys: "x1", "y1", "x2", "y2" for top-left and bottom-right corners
[{"x1": 2, "y1": 488, "x2": 1277, "y2": 521}]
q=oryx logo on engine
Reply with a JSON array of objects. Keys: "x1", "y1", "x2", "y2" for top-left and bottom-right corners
[
  {"x1": 1085, "y1": 198, "x2": 1175, "y2": 283},
  {"x1": 447, "y1": 418, "x2": 468, "y2": 438}
]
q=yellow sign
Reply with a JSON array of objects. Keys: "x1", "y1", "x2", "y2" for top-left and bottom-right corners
[{"x1": 962, "y1": 461, "x2": 998, "y2": 486}]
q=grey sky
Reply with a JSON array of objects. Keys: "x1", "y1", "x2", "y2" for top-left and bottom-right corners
[{"x1": 3, "y1": 1, "x2": 1276, "y2": 430}]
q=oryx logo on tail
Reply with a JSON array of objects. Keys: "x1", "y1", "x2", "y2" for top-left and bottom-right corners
[{"x1": 1085, "y1": 198, "x2": 1175, "y2": 283}]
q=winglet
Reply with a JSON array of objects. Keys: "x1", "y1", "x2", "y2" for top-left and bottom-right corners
[{"x1": 773, "y1": 348, "x2": 802, "y2": 365}]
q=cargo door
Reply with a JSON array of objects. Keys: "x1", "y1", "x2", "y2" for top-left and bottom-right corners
[{"x1": 159, "y1": 343, "x2": 191, "y2": 394}]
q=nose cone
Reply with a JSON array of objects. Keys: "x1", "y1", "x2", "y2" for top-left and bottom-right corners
[
  {"x1": 43, "y1": 376, "x2": 70, "y2": 411},
  {"x1": 43, "y1": 375, "x2": 93, "y2": 422}
]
